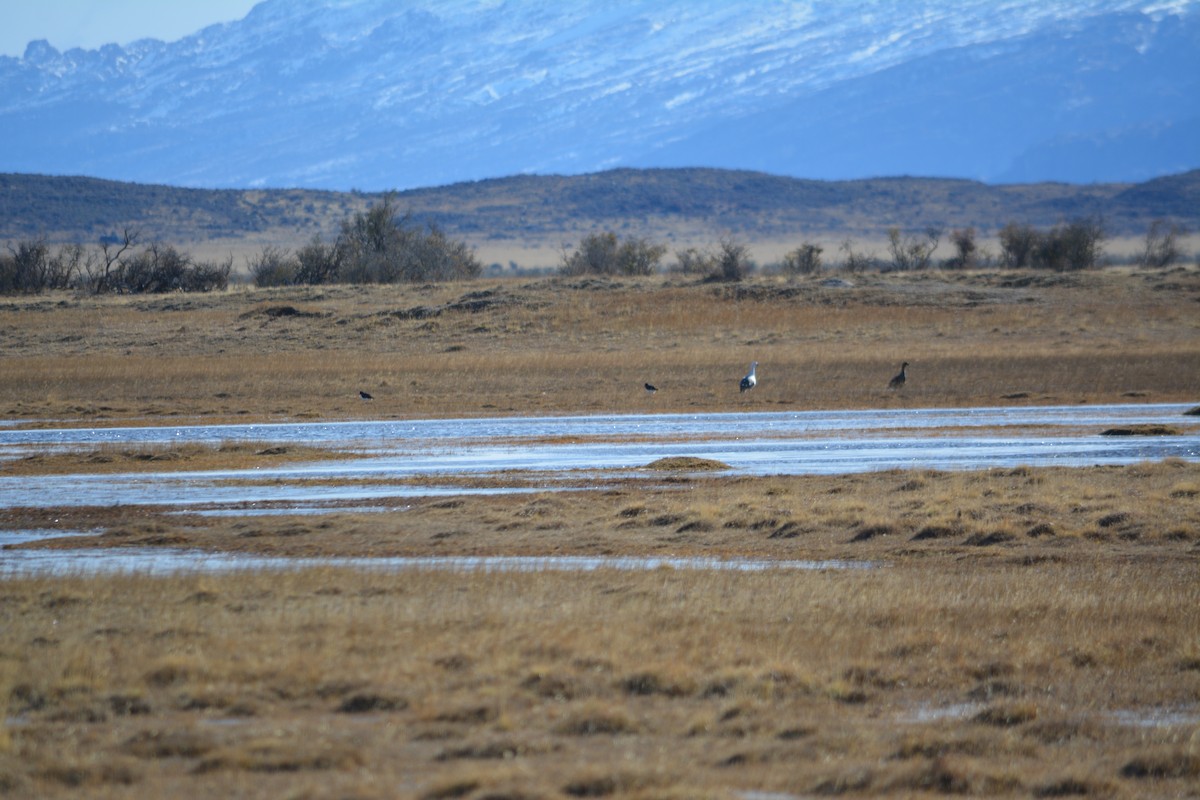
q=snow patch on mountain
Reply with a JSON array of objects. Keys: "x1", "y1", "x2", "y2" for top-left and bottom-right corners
[{"x1": 0, "y1": 0, "x2": 1196, "y2": 189}]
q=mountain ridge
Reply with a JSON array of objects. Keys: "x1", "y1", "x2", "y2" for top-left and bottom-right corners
[{"x1": 2, "y1": 0, "x2": 1197, "y2": 190}]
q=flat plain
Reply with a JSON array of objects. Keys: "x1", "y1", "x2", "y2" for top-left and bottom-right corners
[
  {"x1": 2, "y1": 267, "x2": 1199, "y2": 423},
  {"x1": 1, "y1": 266, "x2": 1199, "y2": 799}
]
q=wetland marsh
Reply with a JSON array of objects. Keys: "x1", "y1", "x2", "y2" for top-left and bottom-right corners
[{"x1": 2, "y1": 268, "x2": 1199, "y2": 798}]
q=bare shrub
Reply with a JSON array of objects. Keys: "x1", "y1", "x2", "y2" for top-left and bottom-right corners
[
  {"x1": 886, "y1": 226, "x2": 941, "y2": 271},
  {"x1": 672, "y1": 245, "x2": 714, "y2": 275},
  {"x1": 999, "y1": 221, "x2": 1038, "y2": 269},
  {"x1": 181, "y1": 256, "x2": 232, "y2": 292},
  {"x1": 618, "y1": 236, "x2": 668, "y2": 276},
  {"x1": 85, "y1": 228, "x2": 139, "y2": 294},
  {"x1": 0, "y1": 239, "x2": 50, "y2": 293},
  {"x1": 117, "y1": 244, "x2": 193, "y2": 293},
  {"x1": 1138, "y1": 219, "x2": 1187, "y2": 268},
  {"x1": 999, "y1": 217, "x2": 1106, "y2": 271},
  {"x1": 295, "y1": 235, "x2": 339, "y2": 284},
  {"x1": 945, "y1": 227, "x2": 978, "y2": 270},
  {"x1": 560, "y1": 231, "x2": 667, "y2": 276},
  {"x1": 838, "y1": 237, "x2": 877, "y2": 273},
  {"x1": 0, "y1": 238, "x2": 84, "y2": 293},
  {"x1": 781, "y1": 242, "x2": 824, "y2": 276},
  {"x1": 713, "y1": 236, "x2": 752, "y2": 282},
  {"x1": 249, "y1": 246, "x2": 297, "y2": 287},
  {"x1": 333, "y1": 196, "x2": 481, "y2": 283},
  {"x1": 1038, "y1": 216, "x2": 1106, "y2": 271}
]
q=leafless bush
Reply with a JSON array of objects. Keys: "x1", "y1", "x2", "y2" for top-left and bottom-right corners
[
  {"x1": 886, "y1": 226, "x2": 941, "y2": 271},
  {"x1": 560, "y1": 231, "x2": 667, "y2": 276},
  {"x1": 0, "y1": 239, "x2": 50, "y2": 293},
  {"x1": 1138, "y1": 219, "x2": 1187, "y2": 268},
  {"x1": 999, "y1": 218, "x2": 1105, "y2": 271},
  {"x1": 1038, "y1": 216, "x2": 1106, "y2": 271},
  {"x1": 672, "y1": 246, "x2": 714, "y2": 275},
  {"x1": 83, "y1": 232, "x2": 228, "y2": 294},
  {"x1": 781, "y1": 242, "x2": 824, "y2": 276},
  {"x1": 838, "y1": 238, "x2": 878, "y2": 273},
  {"x1": 2, "y1": 238, "x2": 104, "y2": 293},
  {"x1": 118, "y1": 243, "x2": 193, "y2": 293},
  {"x1": 713, "y1": 237, "x2": 752, "y2": 282},
  {"x1": 181, "y1": 256, "x2": 232, "y2": 292},
  {"x1": 85, "y1": 228, "x2": 139, "y2": 294},
  {"x1": 335, "y1": 197, "x2": 481, "y2": 283},
  {"x1": 296, "y1": 235, "x2": 339, "y2": 284},
  {"x1": 998, "y1": 221, "x2": 1039, "y2": 269},
  {"x1": 46, "y1": 243, "x2": 88, "y2": 289},
  {"x1": 249, "y1": 245, "x2": 297, "y2": 287},
  {"x1": 944, "y1": 228, "x2": 978, "y2": 270}
]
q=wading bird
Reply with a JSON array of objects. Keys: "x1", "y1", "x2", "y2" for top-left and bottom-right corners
[
  {"x1": 740, "y1": 362, "x2": 758, "y2": 393},
  {"x1": 888, "y1": 362, "x2": 908, "y2": 389}
]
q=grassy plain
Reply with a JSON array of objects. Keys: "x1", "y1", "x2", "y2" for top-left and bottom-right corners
[
  {"x1": 1, "y1": 267, "x2": 1199, "y2": 423},
  {"x1": 1, "y1": 266, "x2": 1199, "y2": 798}
]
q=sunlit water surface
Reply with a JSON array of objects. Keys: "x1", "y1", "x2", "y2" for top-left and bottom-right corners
[
  {"x1": 1, "y1": 404, "x2": 1196, "y2": 575},
  {"x1": 0, "y1": 404, "x2": 1195, "y2": 510}
]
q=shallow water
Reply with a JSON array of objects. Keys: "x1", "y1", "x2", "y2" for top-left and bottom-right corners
[
  {"x1": 897, "y1": 702, "x2": 1200, "y2": 728},
  {"x1": 0, "y1": 544, "x2": 870, "y2": 578},
  {"x1": 0, "y1": 403, "x2": 1193, "y2": 448},
  {"x1": 0, "y1": 404, "x2": 1195, "y2": 511}
]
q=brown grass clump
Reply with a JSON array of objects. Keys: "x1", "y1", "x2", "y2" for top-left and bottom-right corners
[
  {"x1": 1101, "y1": 424, "x2": 1182, "y2": 436},
  {"x1": 643, "y1": 456, "x2": 731, "y2": 471},
  {"x1": 3, "y1": 441, "x2": 360, "y2": 476}
]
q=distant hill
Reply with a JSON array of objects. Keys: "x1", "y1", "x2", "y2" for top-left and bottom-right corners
[{"x1": 2, "y1": 168, "x2": 1198, "y2": 250}]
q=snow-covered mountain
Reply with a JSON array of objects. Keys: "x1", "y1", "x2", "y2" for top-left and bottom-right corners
[{"x1": 1, "y1": 0, "x2": 1197, "y2": 190}]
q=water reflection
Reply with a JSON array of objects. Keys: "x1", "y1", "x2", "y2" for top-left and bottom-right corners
[
  {"x1": 0, "y1": 546, "x2": 871, "y2": 578},
  {"x1": 0, "y1": 405, "x2": 1196, "y2": 511},
  {"x1": 0, "y1": 403, "x2": 1194, "y2": 449},
  {"x1": 896, "y1": 702, "x2": 1200, "y2": 729}
]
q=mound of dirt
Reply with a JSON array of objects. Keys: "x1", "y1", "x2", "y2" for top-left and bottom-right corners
[
  {"x1": 643, "y1": 457, "x2": 731, "y2": 471},
  {"x1": 1100, "y1": 425, "x2": 1180, "y2": 436}
]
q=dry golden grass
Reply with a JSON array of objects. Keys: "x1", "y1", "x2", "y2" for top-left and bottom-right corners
[
  {"x1": 7, "y1": 460, "x2": 1197, "y2": 563},
  {"x1": 2, "y1": 462, "x2": 1198, "y2": 797},
  {"x1": 1, "y1": 267, "x2": 1198, "y2": 424},
  {"x1": 2, "y1": 442, "x2": 362, "y2": 476},
  {"x1": 2, "y1": 267, "x2": 1199, "y2": 798},
  {"x1": 2, "y1": 552, "x2": 1198, "y2": 799}
]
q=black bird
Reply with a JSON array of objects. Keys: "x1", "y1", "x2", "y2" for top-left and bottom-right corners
[
  {"x1": 359, "y1": 390, "x2": 374, "y2": 400},
  {"x1": 888, "y1": 362, "x2": 909, "y2": 390},
  {"x1": 740, "y1": 361, "x2": 758, "y2": 393},
  {"x1": 644, "y1": 383, "x2": 658, "y2": 393}
]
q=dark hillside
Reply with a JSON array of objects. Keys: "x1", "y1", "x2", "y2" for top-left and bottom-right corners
[
  {"x1": 1110, "y1": 168, "x2": 1200, "y2": 222},
  {"x1": 1, "y1": 168, "x2": 1197, "y2": 248}
]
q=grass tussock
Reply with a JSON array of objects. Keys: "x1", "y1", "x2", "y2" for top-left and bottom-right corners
[
  {"x1": 2, "y1": 552, "x2": 1198, "y2": 798},
  {"x1": 4, "y1": 441, "x2": 360, "y2": 476},
  {"x1": 643, "y1": 456, "x2": 731, "y2": 471},
  {"x1": 5, "y1": 460, "x2": 1197, "y2": 567}
]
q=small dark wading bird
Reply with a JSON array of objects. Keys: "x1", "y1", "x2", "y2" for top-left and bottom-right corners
[
  {"x1": 358, "y1": 390, "x2": 374, "y2": 400},
  {"x1": 888, "y1": 362, "x2": 909, "y2": 390},
  {"x1": 740, "y1": 361, "x2": 758, "y2": 393},
  {"x1": 644, "y1": 383, "x2": 658, "y2": 394}
]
